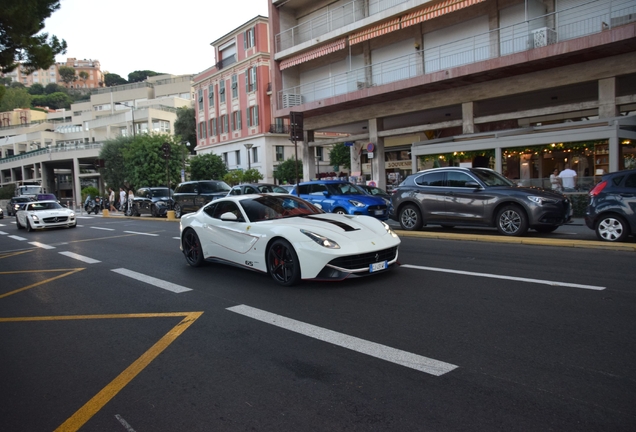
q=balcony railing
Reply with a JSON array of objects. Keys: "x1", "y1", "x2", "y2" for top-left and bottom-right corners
[
  {"x1": 278, "y1": 0, "x2": 636, "y2": 109},
  {"x1": 0, "y1": 143, "x2": 104, "y2": 164},
  {"x1": 269, "y1": 124, "x2": 290, "y2": 134},
  {"x1": 216, "y1": 55, "x2": 237, "y2": 71},
  {"x1": 275, "y1": 0, "x2": 410, "y2": 52}
]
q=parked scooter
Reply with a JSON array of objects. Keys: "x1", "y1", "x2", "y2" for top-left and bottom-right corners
[{"x1": 84, "y1": 195, "x2": 101, "y2": 214}]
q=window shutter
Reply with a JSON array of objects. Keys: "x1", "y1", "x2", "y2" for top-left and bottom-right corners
[
  {"x1": 244, "y1": 31, "x2": 247, "y2": 50},
  {"x1": 237, "y1": 111, "x2": 242, "y2": 129},
  {"x1": 245, "y1": 71, "x2": 249, "y2": 94},
  {"x1": 246, "y1": 107, "x2": 250, "y2": 127},
  {"x1": 252, "y1": 27, "x2": 256, "y2": 47},
  {"x1": 252, "y1": 67, "x2": 257, "y2": 91},
  {"x1": 230, "y1": 112, "x2": 234, "y2": 131},
  {"x1": 254, "y1": 105, "x2": 259, "y2": 126}
]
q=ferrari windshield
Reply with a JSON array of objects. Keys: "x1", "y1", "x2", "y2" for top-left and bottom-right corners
[{"x1": 241, "y1": 195, "x2": 322, "y2": 222}]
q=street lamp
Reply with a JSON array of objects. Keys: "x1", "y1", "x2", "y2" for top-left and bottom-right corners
[
  {"x1": 244, "y1": 143, "x2": 253, "y2": 169},
  {"x1": 115, "y1": 102, "x2": 135, "y2": 137}
]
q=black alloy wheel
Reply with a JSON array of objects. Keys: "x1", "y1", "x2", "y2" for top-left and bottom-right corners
[
  {"x1": 182, "y1": 229, "x2": 204, "y2": 267},
  {"x1": 496, "y1": 204, "x2": 528, "y2": 236},
  {"x1": 151, "y1": 205, "x2": 158, "y2": 217},
  {"x1": 399, "y1": 204, "x2": 423, "y2": 231},
  {"x1": 174, "y1": 203, "x2": 182, "y2": 219},
  {"x1": 267, "y1": 239, "x2": 301, "y2": 286}
]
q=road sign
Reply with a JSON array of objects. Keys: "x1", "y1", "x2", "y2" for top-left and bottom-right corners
[{"x1": 366, "y1": 142, "x2": 375, "y2": 152}]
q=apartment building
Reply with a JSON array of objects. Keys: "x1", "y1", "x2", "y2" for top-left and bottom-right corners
[
  {"x1": 4, "y1": 57, "x2": 104, "y2": 89},
  {"x1": 269, "y1": 0, "x2": 636, "y2": 190},
  {"x1": 0, "y1": 74, "x2": 193, "y2": 205},
  {"x1": 193, "y1": 16, "x2": 317, "y2": 184}
]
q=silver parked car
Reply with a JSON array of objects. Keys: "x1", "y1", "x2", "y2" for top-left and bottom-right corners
[{"x1": 390, "y1": 167, "x2": 572, "y2": 236}]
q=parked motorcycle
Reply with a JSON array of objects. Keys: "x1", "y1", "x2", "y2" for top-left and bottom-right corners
[{"x1": 84, "y1": 195, "x2": 101, "y2": 214}]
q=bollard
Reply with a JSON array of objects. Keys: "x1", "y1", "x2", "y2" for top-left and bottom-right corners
[
  {"x1": 103, "y1": 209, "x2": 110, "y2": 217},
  {"x1": 167, "y1": 210, "x2": 176, "y2": 221}
]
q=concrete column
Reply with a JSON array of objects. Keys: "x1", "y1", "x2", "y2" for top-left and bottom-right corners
[
  {"x1": 351, "y1": 142, "x2": 363, "y2": 176},
  {"x1": 462, "y1": 102, "x2": 475, "y2": 134},
  {"x1": 363, "y1": 41, "x2": 372, "y2": 85},
  {"x1": 73, "y1": 157, "x2": 82, "y2": 211},
  {"x1": 495, "y1": 147, "x2": 503, "y2": 174},
  {"x1": 302, "y1": 130, "x2": 315, "y2": 183},
  {"x1": 368, "y1": 118, "x2": 386, "y2": 189},
  {"x1": 609, "y1": 133, "x2": 620, "y2": 173},
  {"x1": 599, "y1": 78, "x2": 618, "y2": 119}
]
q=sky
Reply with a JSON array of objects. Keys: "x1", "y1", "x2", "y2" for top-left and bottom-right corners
[{"x1": 42, "y1": 0, "x2": 270, "y2": 78}]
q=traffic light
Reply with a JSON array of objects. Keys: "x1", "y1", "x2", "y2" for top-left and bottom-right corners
[{"x1": 162, "y1": 143, "x2": 171, "y2": 159}]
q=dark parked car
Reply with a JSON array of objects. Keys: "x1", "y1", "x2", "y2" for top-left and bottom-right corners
[
  {"x1": 391, "y1": 167, "x2": 572, "y2": 236},
  {"x1": 585, "y1": 168, "x2": 636, "y2": 242},
  {"x1": 6, "y1": 196, "x2": 31, "y2": 216},
  {"x1": 172, "y1": 180, "x2": 231, "y2": 218},
  {"x1": 130, "y1": 187, "x2": 174, "y2": 217},
  {"x1": 292, "y1": 180, "x2": 389, "y2": 220},
  {"x1": 227, "y1": 183, "x2": 290, "y2": 196}
]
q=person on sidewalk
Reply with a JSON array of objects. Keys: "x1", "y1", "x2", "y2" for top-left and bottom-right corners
[
  {"x1": 108, "y1": 187, "x2": 116, "y2": 212},
  {"x1": 558, "y1": 164, "x2": 577, "y2": 191},
  {"x1": 550, "y1": 168, "x2": 563, "y2": 192},
  {"x1": 119, "y1": 187, "x2": 126, "y2": 211}
]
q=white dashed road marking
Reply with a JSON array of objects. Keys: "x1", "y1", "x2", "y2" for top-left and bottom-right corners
[
  {"x1": 29, "y1": 242, "x2": 55, "y2": 249},
  {"x1": 58, "y1": 251, "x2": 101, "y2": 264},
  {"x1": 111, "y1": 268, "x2": 192, "y2": 293},
  {"x1": 401, "y1": 264, "x2": 605, "y2": 290},
  {"x1": 8, "y1": 235, "x2": 27, "y2": 241},
  {"x1": 227, "y1": 304, "x2": 458, "y2": 376},
  {"x1": 91, "y1": 226, "x2": 115, "y2": 231},
  {"x1": 124, "y1": 231, "x2": 159, "y2": 237},
  {"x1": 0, "y1": 231, "x2": 8, "y2": 235}
]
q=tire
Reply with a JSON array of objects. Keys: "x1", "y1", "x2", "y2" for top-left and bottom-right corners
[
  {"x1": 496, "y1": 204, "x2": 528, "y2": 236},
  {"x1": 132, "y1": 204, "x2": 140, "y2": 217},
  {"x1": 151, "y1": 205, "x2": 159, "y2": 217},
  {"x1": 26, "y1": 219, "x2": 33, "y2": 232},
  {"x1": 267, "y1": 239, "x2": 301, "y2": 286},
  {"x1": 174, "y1": 203, "x2": 182, "y2": 219},
  {"x1": 399, "y1": 204, "x2": 423, "y2": 231},
  {"x1": 534, "y1": 225, "x2": 559, "y2": 233},
  {"x1": 595, "y1": 215, "x2": 629, "y2": 242},
  {"x1": 182, "y1": 229, "x2": 204, "y2": 267},
  {"x1": 16, "y1": 216, "x2": 23, "y2": 229},
  {"x1": 333, "y1": 207, "x2": 347, "y2": 215}
]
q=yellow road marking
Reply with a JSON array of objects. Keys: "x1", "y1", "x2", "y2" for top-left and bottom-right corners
[
  {"x1": 0, "y1": 268, "x2": 84, "y2": 299},
  {"x1": 50, "y1": 311, "x2": 204, "y2": 432},
  {"x1": 0, "y1": 250, "x2": 33, "y2": 259}
]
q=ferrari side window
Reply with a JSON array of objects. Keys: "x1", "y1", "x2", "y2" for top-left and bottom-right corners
[{"x1": 203, "y1": 202, "x2": 218, "y2": 218}]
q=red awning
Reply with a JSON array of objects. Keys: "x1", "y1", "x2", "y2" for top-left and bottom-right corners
[
  {"x1": 401, "y1": 0, "x2": 486, "y2": 28},
  {"x1": 349, "y1": 18, "x2": 402, "y2": 45},
  {"x1": 279, "y1": 38, "x2": 347, "y2": 70}
]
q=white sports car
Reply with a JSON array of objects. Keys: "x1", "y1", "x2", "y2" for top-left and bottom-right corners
[
  {"x1": 180, "y1": 194, "x2": 401, "y2": 286},
  {"x1": 16, "y1": 200, "x2": 77, "y2": 231}
]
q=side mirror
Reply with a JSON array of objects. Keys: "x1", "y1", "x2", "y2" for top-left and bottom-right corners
[
  {"x1": 220, "y1": 212, "x2": 238, "y2": 221},
  {"x1": 314, "y1": 203, "x2": 323, "y2": 209},
  {"x1": 322, "y1": 191, "x2": 330, "y2": 197},
  {"x1": 465, "y1": 181, "x2": 481, "y2": 189}
]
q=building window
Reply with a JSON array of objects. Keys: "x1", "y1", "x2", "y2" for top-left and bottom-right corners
[
  {"x1": 245, "y1": 66, "x2": 257, "y2": 93},
  {"x1": 231, "y1": 111, "x2": 242, "y2": 131},
  {"x1": 244, "y1": 27, "x2": 256, "y2": 49},
  {"x1": 252, "y1": 147, "x2": 258, "y2": 163},
  {"x1": 198, "y1": 121, "x2": 207, "y2": 139},
  {"x1": 209, "y1": 118, "x2": 217, "y2": 136},
  {"x1": 235, "y1": 150, "x2": 241, "y2": 166},
  {"x1": 246, "y1": 105, "x2": 259, "y2": 127},
  {"x1": 223, "y1": 152, "x2": 228, "y2": 166},
  {"x1": 221, "y1": 115, "x2": 229, "y2": 133},
  {"x1": 219, "y1": 80, "x2": 226, "y2": 103},
  {"x1": 208, "y1": 84, "x2": 214, "y2": 107},
  {"x1": 153, "y1": 120, "x2": 170, "y2": 132},
  {"x1": 316, "y1": 146, "x2": 323, "y2": 161},
  {"x1": 231, "y1": 74, "x2": 238, "y2": 99},
  {"x1": 198, "y1": 88, "x2": 203, "y2": 110},
  {"x1": 276, "y1": 146, "x2": 284, "y2": 162}
]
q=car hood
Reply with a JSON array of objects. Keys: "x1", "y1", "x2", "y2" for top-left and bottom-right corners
[{"x1": 257, "y1": 213, "x2": 392, "y2": 239}]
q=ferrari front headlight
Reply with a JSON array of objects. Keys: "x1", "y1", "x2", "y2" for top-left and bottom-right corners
[
  {"x1": 382, "y1": 221, "x2": 398, "y2": 238},
  {"x1": 301, "y1": 229, "x2": 340, "y2": 249}
]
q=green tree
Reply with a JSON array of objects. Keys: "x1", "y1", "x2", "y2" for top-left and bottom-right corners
[
  {"x1": 242, "y1": 168, "x2": 264, "y2": 183},
  {"x1": 0, "y1": 86, "x2": 31, "y2": 111},
  {"x1": 128, "y1": 70, "x2": 162, "y2": 83},
  {"x1": 174, "y1": 106, "x2": 196, "y2": 151},
  {"x1": 44, "y1": 82, "x2": 64, "y2": 94},
  {"x1": 99, "y1": 135, "x2": 133, "y2": 191},
  {"x1": 104, "y1": 73, "x2": 127, "y2": 87},
  {"x1": 41, "y1": 91, "x2": 71, "y2": 109},
  {"x1": 0, "y1": 0, "x2": 67, "y2": 74},
  {"x1": 58, "y1": 66, "x2": 76, "y2": 86},
  {"x1": 78, "y1": 70, "x2": 89, "y2": 87},
  {"x1": 121, "y1": 134, "x2": 185, "y2": 189},
  {"x1": 28, "y1": 83, "x2": 44, "y2": 95},
  {"x1": 81, "y1": 186, "x2": 99, "y2": 202},
  {"x1": 274, "y1": 157, "x2": 303, "y2": 185},
  {"x1": 189, "y1": 153, "x2": 228, "y2": 181},
  {"x1": 328, "y1": 142, "x2": 351, "y2": 170},
  {"x1": 223, "y1": 170, "x2": 242, "y2": 186}
]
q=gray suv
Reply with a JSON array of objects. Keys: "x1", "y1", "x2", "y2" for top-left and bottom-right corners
[
  {"x1": 172, "y1": 180, "x2": 231, "y2": 218},
  {"x1": 390, "y1": 167, "x2": 571, "y2": 236}
]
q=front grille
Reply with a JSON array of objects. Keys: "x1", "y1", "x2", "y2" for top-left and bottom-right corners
[
  {"x1": 367, "y1": 204, "x2": 387, "y2": 211},
  {"x1": 43, "y1": 216, "x2": 68, "y2": 223},
  {"x1": 328, "y1": 246, "x2": 398, "y2": 270}
]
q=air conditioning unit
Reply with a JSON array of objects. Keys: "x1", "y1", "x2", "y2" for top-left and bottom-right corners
[
  {"x1": 611, "y1": 13, "x2": 635, "y2": 27},
  {"x1": 282, "y1": 94, "x2": 303, "y2": 108},
  {"x1": 531, "y1": 27, "x2": 557, "y2": 48},
  {"x1": 356, "y1": 81, "x2": 368, "y2": 90}
]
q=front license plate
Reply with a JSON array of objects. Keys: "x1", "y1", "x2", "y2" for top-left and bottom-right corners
[
  {"x1": 374, "y1": 210, "x2": 384, "y2": 215},
  {"x1": 369, "y1": 261, "x2": 388, "y2": 272}
]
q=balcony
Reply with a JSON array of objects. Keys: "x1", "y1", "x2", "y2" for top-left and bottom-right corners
[
  {"x1": 269, "y1": 124, "x2": 290, "y2": 134},
  {"x1": 278, "y1": 0, "x2": 636, "y2": 110},
  {"x1": 275, "y1": 0, "x2": 411, "y2": 52},
  {"x1": 216, "y1": 55, "x2": 237, "y2": 71}
]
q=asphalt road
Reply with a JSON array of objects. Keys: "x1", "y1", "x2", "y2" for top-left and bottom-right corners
[{"x1": 0, "y1": 214, "x2": 634, "y2": 431}]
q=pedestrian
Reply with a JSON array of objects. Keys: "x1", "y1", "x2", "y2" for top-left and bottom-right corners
[
  {"x1": 558, "y1": 164, "x2": 577, "y2": 191},
  {"x1": 127, "y1": 188, "x2": 134, "y2": 216},
  {"x1": 119, "y1": 187, "x2": 126, "y2": 211},
  {"x1": 108, "y1": 187, "x2": 116, "y2": 211},
  {"x1": 549, "y1": 168, "x2": 562, "y2": 192}
]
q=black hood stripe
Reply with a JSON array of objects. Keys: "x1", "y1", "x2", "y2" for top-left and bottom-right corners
[{"x1": 305, "y1": 215, "x2": 359, "y2": 231}]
